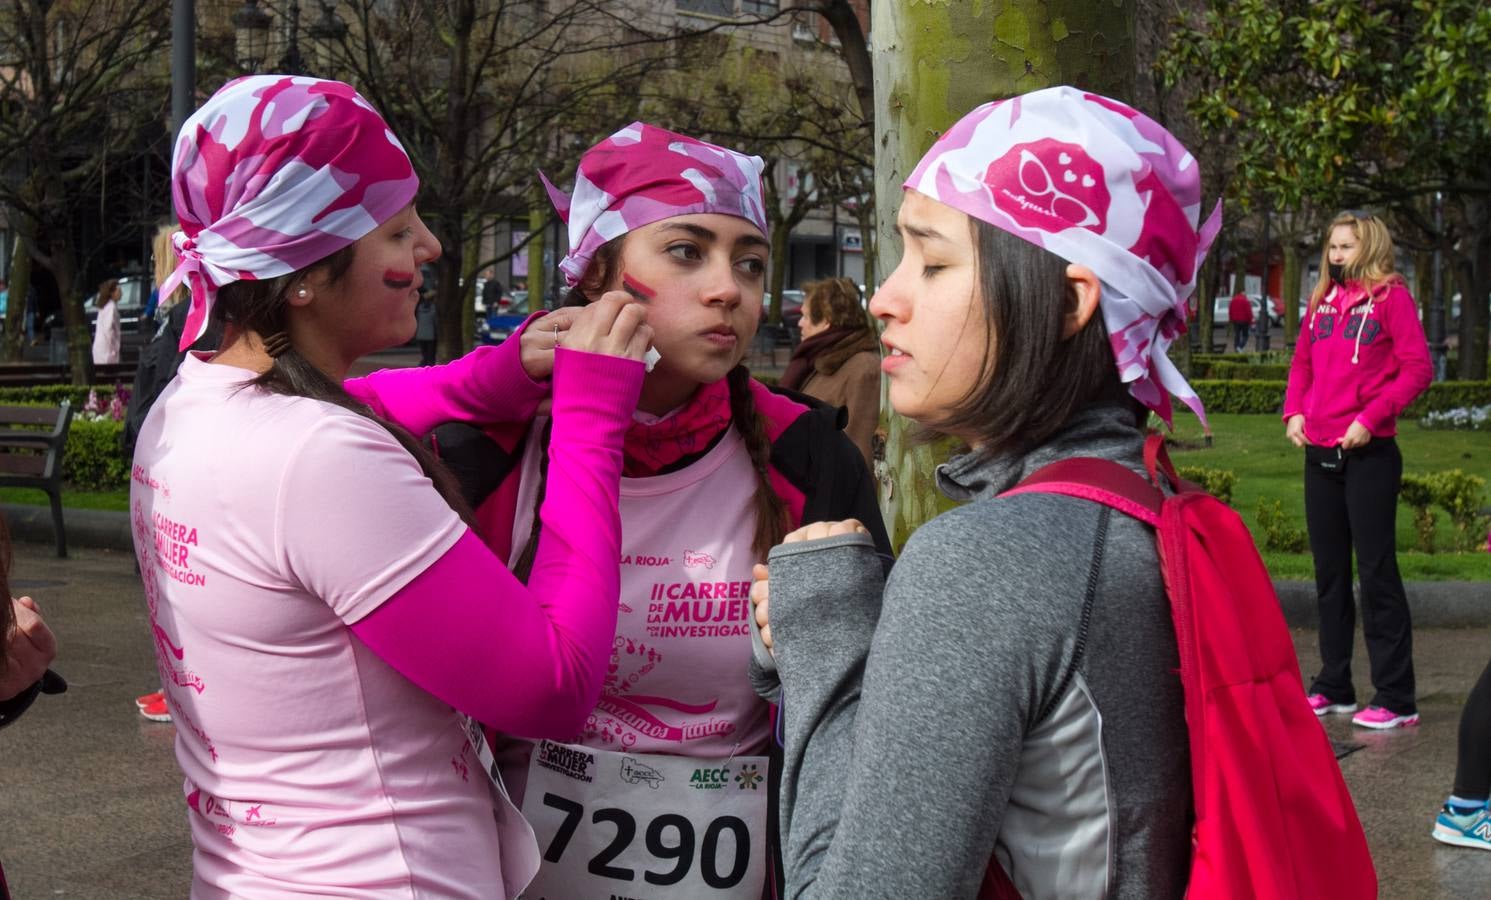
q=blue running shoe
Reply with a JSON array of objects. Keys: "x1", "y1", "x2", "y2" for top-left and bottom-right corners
[{"x1": 1432, "y1": 806, "x2": 1491, "y2": 850}]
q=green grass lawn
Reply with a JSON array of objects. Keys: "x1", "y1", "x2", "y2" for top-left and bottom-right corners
[
  {"x1": 1, "y1": 414, "x2": 1486, "y2": 582},
  {"x1": 1166, "y1": 414, "x2": 1491, "y2": 581},
  {"x1": 0, "y1": 486, "x2": 128, "y2": 512}
]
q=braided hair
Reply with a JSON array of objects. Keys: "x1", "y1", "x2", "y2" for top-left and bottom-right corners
[{"x1": 725, "y1": 364, "x2": 789, "y2": 560}]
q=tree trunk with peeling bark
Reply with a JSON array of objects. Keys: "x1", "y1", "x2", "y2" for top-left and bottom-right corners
[{"x1": 871, "y1": 1, "x2": 1136, "y2": 549}]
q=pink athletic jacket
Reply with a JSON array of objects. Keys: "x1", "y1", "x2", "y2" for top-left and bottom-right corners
[{"x1": 1282, "y1": 278, "x2": 1431, "y2": 446}]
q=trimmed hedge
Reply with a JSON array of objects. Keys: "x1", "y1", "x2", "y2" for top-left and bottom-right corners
[
  {"x1": 1192, "y1": 380, "x2": 1491, "y2": 417},
  {"x1": 1192, "y1": 362, "x2": 1292, "y2": 381},
  {"x1": 63, "y1": 418, "x2": 129, "y2": 491},
  {"x1": 1191, "y1": 352, "x2": 1292, "y2": 368},
  {"x1": 0, "y1": 385, "x2": 121, "y2": 407}
]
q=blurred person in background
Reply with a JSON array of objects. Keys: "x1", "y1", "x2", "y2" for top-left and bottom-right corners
[
  {"x1": 781, "y1": 276, "x2": 880, "y2": 468},
  {"x1": 91, "y1": 278, "x2": 122, "y2": 364}
]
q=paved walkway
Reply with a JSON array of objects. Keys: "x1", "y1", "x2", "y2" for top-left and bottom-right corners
[{"x1": 0, "y1": 540, "x2": 1487, "y2": 897}]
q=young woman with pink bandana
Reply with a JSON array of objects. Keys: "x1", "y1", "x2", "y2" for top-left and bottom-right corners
[
  {"x1": 132, "y1": 76, "x2": 652, "y2": 898},
  {"x1": 750, "y1": 87, "x2": 1222, "y2": 897},
  {"x1": 350, "y1": 122, "x2": 890, "y2": 899}
]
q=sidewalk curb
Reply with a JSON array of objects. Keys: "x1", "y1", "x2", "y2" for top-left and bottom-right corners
[
  {"x1": 3, "y1": 502, "x2": 1486, "y2": 623},
  {"x1": 2, "y1": 503, "x2": 135, "y2": 555},
  {"x1": 1274, "y1": 580, "x2": 1488, "y2": 629}
]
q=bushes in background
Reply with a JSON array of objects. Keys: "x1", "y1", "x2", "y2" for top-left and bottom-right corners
[
  {"x1": 63, "y1": 418, "x2": 129, "y2": 491},
  {"x1": 0, "y1": 384, "x2": 122, "y2": 408},
  {"x1": 1399, "y1": 471, "x2": 1490, "y2": 553},
  {"x1": 1176, "y1": 465, "x2": 1236, "y2": 506},
  {"x1": 1189, "y1": 380, "x2": 1491, "y2": 416},
  {"x1": 1255, "y1": 499, "x2": 1309, "y2": 553}
]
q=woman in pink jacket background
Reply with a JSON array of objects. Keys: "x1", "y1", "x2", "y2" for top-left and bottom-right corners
[{"x1": 1284, "y1": 210, "x2": 1432, "y2": 731}]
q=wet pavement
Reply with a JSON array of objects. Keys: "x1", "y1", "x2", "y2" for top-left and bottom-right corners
[{"x1": 0, "y1": 539, "x2": 1487, "y2": 898}]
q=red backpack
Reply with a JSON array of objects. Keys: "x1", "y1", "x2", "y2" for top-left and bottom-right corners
[{"x1": 981, "y1": 434, "x2": 1375, "y2": 899}]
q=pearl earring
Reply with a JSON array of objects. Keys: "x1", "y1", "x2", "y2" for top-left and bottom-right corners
[{"x1": 297, "y1": 287, "x2": 308, "y2": 298}]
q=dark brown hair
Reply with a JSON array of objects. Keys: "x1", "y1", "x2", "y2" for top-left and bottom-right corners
[
  {"x1": 560, "y1": 236, "x2": 787, "y2": 561},
  {"x1": 213, "y1": 246, "x2": 475, "y2": 528},
  {"x1": 97, "y1": 278, "x2": 120, "y2": 305},
  {"x1": 803, "y1": 277, "x2": 870, "y2": 331},
  {"x1": 927, "y1": 218, "x2": 1138, "y2": 458}
]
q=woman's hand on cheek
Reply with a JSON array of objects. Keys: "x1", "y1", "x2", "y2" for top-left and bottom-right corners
[
  {"x1": 521, "y1": 307, "x2": 582, "y2": 382},
  {"x1": 566, "y1": 294, "x2": 654, "y2": 362},
  {"x1": 782, "y1": 519, "x2": 869, "y2": 544}
]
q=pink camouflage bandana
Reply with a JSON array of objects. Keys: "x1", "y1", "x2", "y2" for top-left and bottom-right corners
[
  {"x1": 541, "y1": 122, "x2": 769, "y2": 287},
  {"x1": 904, "y1": 86, "x2": 1222, "y2": 426},
  {"x1": 161, "y1": 75, "x2": 420, "y2": 351}
]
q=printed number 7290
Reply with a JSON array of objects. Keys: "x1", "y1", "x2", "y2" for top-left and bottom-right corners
[{"x1": 540, "y1": 792, "x2": 751, "y2": 889}]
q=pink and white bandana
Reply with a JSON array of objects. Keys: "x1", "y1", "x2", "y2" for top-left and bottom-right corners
[
  {"x1": 162, "y1": 75, "x2": 420, "y2": 351},
  {"x1": 541, "y1": 123, "x2": 768, "y2": 287},
  {"x1": 904, "y1": 86, "x2": 1222, "y2": 425}
]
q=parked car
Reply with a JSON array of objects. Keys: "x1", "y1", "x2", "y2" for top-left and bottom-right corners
[
  {"x1": 84, "y1": 274, "x2": 151, "y2": 334},
  {"x1": 1212, "y1": 293, "x2": 1281, "y2": 328},
  {"x1": 475, "y1": 290, "x2": 533, "y2": 345},
  {"x1": 761, "y1": 289, "x2": 805, "y2": 330}
]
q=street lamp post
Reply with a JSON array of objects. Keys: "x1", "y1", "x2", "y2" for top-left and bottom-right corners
[{"x1": 170, "y1": 0, "x2": 196, "y2": 138}]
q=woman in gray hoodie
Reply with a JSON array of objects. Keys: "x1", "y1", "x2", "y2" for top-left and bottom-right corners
[{"x1": 749, "y1": 86, "x2": 1224, "y2": 899}]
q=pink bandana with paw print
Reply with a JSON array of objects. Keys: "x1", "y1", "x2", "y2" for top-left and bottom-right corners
[
  {"x1": 541, "y1": 123, "x2": 769, "y2": 288},
  {"x1": 905, "y1": 86, "x2": 1222, "y2": 426},
  {"x1": 162, "y1": 75, "x2": 420, "y2": 351}
]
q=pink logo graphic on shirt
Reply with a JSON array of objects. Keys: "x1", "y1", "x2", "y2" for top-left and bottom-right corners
[
  {"x1": 582, "y1": 635, "x2": 735, "y2": 746},
  {"x1": 186, "y1": 787, "x2": 241, "y2": 839},
  {"x1": 683, "y1": 550, "x2": 716, "y2": 570},
  {"x1": 138, "y1": 558, "x2": 206, "y2": 695},
  {"x1": 985, "y1": 139, "x2": 1109, "y2": 235}
]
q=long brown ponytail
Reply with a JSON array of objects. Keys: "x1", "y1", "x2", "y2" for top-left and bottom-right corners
[{"x1": 214, "y1": 249, "x2": 477, "y2": 530}]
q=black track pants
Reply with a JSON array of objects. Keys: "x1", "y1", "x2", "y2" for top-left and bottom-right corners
[{"x1": 1304, "y1": 437, "x2": 1416, "y2": 714}]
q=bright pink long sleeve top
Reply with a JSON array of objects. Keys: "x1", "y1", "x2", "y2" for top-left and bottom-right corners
[
  {"x1": 1283, "y1": 279, "x2": 1432, "y2": 446},
  {"x1": 351, "y1": 346, "x2": 642, "y2": 738}
]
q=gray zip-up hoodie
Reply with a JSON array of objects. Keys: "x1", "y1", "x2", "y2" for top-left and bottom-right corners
[{"x1": 764, "y1": 404, "x2": 1191, "y2": 899}]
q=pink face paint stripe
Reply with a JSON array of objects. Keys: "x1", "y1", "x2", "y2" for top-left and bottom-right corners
[{"x1": 621, "y1": 273, "x2": 655, "y2": 300}]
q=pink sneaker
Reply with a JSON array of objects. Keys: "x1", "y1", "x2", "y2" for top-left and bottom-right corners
[
  {"x1": 139, "y1": 697, "x2": 173, "y2": 723},
  {"x1": 1306, "y1": 694, "x2": 1357, "y2": 717},
  {"x1": 1351, "y1": 706, "x2": 1419, "y2": 730},
  {"x1": 134, "y1": 690, "x2": 164, "y2": 709}
]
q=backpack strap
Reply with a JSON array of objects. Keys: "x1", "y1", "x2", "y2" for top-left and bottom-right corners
[{"x1": 1003, "y1": 456, "x2": 1163, "y2": 527}]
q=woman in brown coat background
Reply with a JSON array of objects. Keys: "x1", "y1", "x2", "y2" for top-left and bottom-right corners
[{"x1": 781, "y1": 277, "x2": 880, "y2": 468}]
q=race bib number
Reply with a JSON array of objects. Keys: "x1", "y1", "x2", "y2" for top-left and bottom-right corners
[{"x1": 519, "y1": 741, "x2": 769, "y2": 900}]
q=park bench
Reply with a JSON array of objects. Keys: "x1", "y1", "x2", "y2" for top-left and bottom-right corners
[{"x1": 0, "y1": 402, "x2": 73, "y2": 557}]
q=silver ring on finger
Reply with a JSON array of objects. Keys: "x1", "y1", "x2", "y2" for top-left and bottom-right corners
[{"x1": 553, "y1": 323, "x2": 562, "y2": 347}]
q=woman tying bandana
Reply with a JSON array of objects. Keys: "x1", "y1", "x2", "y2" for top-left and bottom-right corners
[
  {"x1": 750, "y1": 87, "x2": 1221, "y2": 897},
  {"x1": 132, "y1": 76, "x2": 651, "y2": 898},
  {"x1": 348, "y1": 122, "x2": 890, "y2": 900}
]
